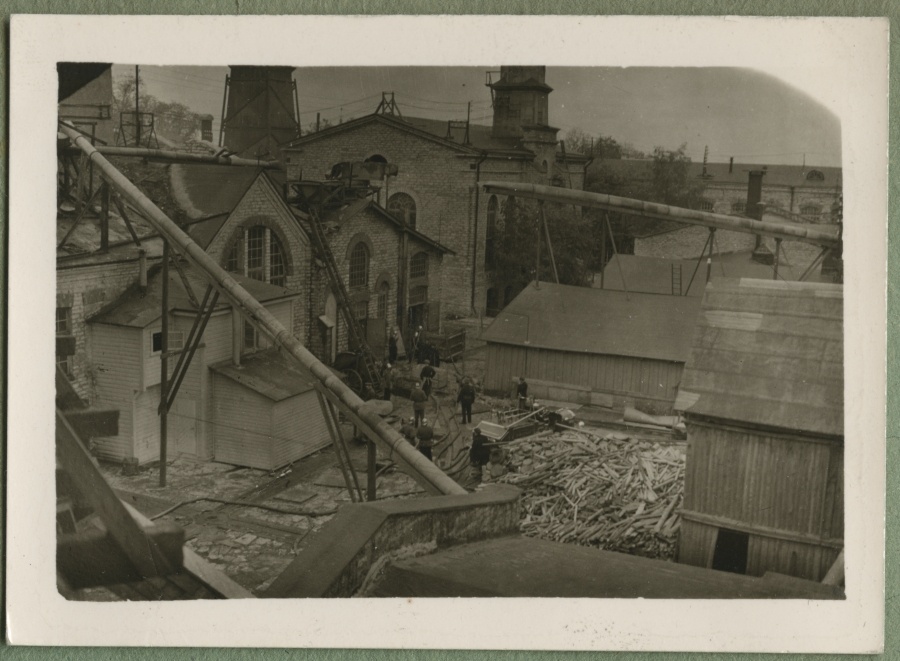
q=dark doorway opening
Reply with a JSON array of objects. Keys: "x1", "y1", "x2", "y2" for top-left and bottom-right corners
[{"x1": 711, "y1": 528, "x2": 749, "y2": 574}]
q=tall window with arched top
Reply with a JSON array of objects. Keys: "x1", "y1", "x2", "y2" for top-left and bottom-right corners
[
  {"x1": 410, "y1": 252, "x2": 429, "y2": 280},
  {"x1": 485, "y1": 195, "x2": 498, "y2": 269},
  {"x1": 377, "y1": 281, "x2": 390, "y2": 320},
  {"x1": 349, "y1": 242, "x2": 370, "y2": 288},
  {"x1": 224, "y1": 224, "x2": 289, "y2": 286},
  {"x1": 806, "y1": 169, "x2": 825, "y2": 181},
  {"x1": 388, "y1": 193, "x2": 417, "y2": 230}
]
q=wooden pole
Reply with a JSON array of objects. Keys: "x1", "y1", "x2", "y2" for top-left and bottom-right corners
[
  {"x1": 540, "y1": 202, "x2": 560, "y2": 284},
  {"x1": 159, "y1": 241, "x2": 169, "y2": 487},
  {"x1": 134, "y1": 65, "x2": 141, "y2": 147},
  {"x1": 367, "y1": 440, "x2": 377, "y2": 501},
  {"x1": 773, "y1": 238, "x2": 782, "y2": 280}
]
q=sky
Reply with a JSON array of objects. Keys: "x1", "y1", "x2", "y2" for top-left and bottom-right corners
[{"x1": 112, "y1": 65, "x2": 842, "y2": 167}]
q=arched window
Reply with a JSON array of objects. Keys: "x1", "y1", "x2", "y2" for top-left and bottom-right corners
[
  {"x1": 224, "y1": 224, "x2": 289, "y2": 286},
  {"x1": 388, "y1": 192, "x2": 417, "y2": 230},
  {"x1": 731, "y1": 201, "x2": 746, "y2": 215},
  {"x1": 485, "y1": 195, "x2": 498, "y2": 269},
  {"x1": 806, "y1": 169, "x2": 825, "y2": 181},
  {"x1": 349, "y1": 242, "x2": 370, "y2": 288},
  {"x1": 377, "y1": 280, "x2": 390, "y2": 319},
  {"x1": 410, "y1": 252, "x2": 428, "y2": 280}
]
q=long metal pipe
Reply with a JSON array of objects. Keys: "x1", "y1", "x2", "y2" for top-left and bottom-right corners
[
  {"x1": 482, "y1": 181, "x2": 840, "y2": 249},
  {"x1": 63, "y1": 145, "x2": 280, "y2": 169},
  {"x1": 61, "y1": 122, "x2": 465, "y2": 497}
]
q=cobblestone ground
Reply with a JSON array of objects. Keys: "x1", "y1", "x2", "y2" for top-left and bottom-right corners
[{"x1": 85, "y1": 344, "x2": 509, "y2": 598}]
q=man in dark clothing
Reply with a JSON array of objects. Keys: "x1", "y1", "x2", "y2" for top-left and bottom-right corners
[
  {"x1": 468, "y1": 428, "x2": 490, "y2": 485},
  {"x1": 409, "y1": 325, "x2": 423, "y2": 364},
  {"x1": 382, "y1": 363, "x2": 394, "y2": 401},
  {"x1": 409, "y1": 382, "x2": 428, "y2": 427},
  {"x1": 416, "y1": 418, "x2": 435, "y2": 461},
  {"x1": 420, "y1": 360, "x2": 436, "y2": 399},
  {"x1": 517, "y1": 376, "x2": 529, "y2": 411},
  {"x1": 457, "y1": 378, "x2": 476, "y2": 424},
  {"x1": 400, "y1": 417, "x2": 417, "y2": 444},
  {"x1": 388, "y1": 328, "x2": 399, "y2": 364}
]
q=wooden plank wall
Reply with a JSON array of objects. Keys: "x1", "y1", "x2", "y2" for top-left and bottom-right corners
[
  {"x1": 272, "y1": 393, "x2": 330, "y2": 468},
  {"x1": 679, "y1": 420, "x2": 843, "y2": 581},
  {"x1": 90, "y1": 324, "x2": 141, "y2": 462},
  {"x1": 484, "y1": 343, "x2": 683, "y2": 405},
  {"x1": 211, "y1": 374, "x2": 275, "y2": 470}
]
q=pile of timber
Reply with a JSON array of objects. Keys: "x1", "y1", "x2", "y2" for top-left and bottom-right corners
[{"x1": 496, "y1": 429, "x2": 685, "y2": 560}]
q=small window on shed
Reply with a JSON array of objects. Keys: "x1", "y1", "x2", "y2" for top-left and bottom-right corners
[
  {"x1": 151, "y1": 331, "x2": 184, "y2": 355},
  {"x1": 56, "y1": 307, "x2": 72, "y2": 334},
  {"x1": 410, "y1": 252, "x2": 428, "y2": 280},
  {"x1": 806, "y1": 169, "x2": 825, "y2": 181}
]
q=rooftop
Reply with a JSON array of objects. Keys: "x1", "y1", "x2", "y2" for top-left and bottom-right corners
[
  {"x1": 210, "y1": 349, "x2": 316, "y2": 401},
  {"x1": 674, "y1": 278, "x2": 843, "y2": 437},
  {"x1": 482, "y1": 282, "x2": 702, "y2": 363},
  {"x1": 90, "y1": 262, "x2": 298, "y2": 328}
]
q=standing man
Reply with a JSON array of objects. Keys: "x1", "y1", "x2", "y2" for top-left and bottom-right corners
[
  {"x1": 517, "y1": 376, "x2": 529, "y2": 411},
  {"x1": 468, "y1": 428, "x2": 490, "y2": 485},
  {"x1": 416, "y1": 418, "x2": 435, "y2": 461},
  {"x1": 409, "y1": 381, "x2": 427, "y2": 427},
  {"x1": 420, "y1": 359, "x2": 436, "y2": 399},
  {"x1": 382, "y1": 363, "x2": 394, "y2": 401},
  {"x1": 457, "y1": 377, "x2": 476, "y2": 425},
  {"x1": 410, "y1": 325, "x2": 424, "y2": 364},
  {"x1": 400, "y1": 416, "x2": 417, "y2": 445},
  {"x1": 388, "y1": 327, "x2": 399, "y2": 365}
]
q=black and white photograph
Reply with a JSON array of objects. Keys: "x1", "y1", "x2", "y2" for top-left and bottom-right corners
[{"x1": 7, "y1": 14, "x2": 887, "y2": 652}]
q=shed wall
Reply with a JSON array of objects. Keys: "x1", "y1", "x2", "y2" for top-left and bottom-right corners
[
  {"x1": 484, "y1": 342, "x2": 683, "y2": 412},
  {"x1": 212, "y1": 373, "x2": 275, "y2": 469},
  {"x1": 679, "y1": 419, "x2": 843, "y2": 581},
  {"x1": 89, "y1": 323, "x2": 141, "y2": 461},
  {"x1": 272, "y1": 393, "x2": 330, "y2": 468}
]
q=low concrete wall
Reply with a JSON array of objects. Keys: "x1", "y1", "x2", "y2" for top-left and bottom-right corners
[{"x1": 263, "y1": 484, "x2": 521, "y2": 598}]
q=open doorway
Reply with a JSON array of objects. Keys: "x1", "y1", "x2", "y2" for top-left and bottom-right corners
[{"x1": 711, "y1": 528, "x2": 749, "y2": 574}]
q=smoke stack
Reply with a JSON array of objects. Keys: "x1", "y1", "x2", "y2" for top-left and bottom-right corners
[
  {"x1": 729, "y1": 157, "x2": 734, "y2": 173},
  {"x1": 138, "y1": 249, "x2": 148, "y2": 293},
  {"x1": 747, "y1": 170, "x2": 773, "y2": 264}
]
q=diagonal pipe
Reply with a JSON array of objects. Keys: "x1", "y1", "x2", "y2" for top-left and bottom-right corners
[
  {"x1": 482, "y1": 181, "x2": 840, "y2": 249},
  {"x1": 60, "y1": 122, "x2": 465, "y2": 497}
]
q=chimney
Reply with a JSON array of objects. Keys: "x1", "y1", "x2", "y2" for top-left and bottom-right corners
[
  {"x1": 747, "y1": 170, "x2": 773, "y2": 264},
  {"x1": 729, "y1": 157, "x2": 734, "y2": 173},
  {"x1": 488, "y1": 66, "x2": 553, "y2": 140},
  {"x1": 138, "y1": 249, "x2": 148, "y2": 294}
]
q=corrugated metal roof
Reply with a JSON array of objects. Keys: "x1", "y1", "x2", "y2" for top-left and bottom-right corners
[
  {"x1": 674, "y1": 278, "x2": 843, "y2": 436},
  {"x1": 482, "y1": 282, "x2": 702, "y2": 362},
  {"x1": 89, "y1": 262, "x2": 297, "y2": 328},
  {"x1": 210, "y1": 350, "x2": 315, "y2": 401}
]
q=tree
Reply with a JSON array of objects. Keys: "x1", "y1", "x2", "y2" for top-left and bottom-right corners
[
  {"x1": 492, "y1": 197, "x2": 597, "y2": 299},
  {"x1": 113, "y1": 72, "x2": 202, "y2": 145},
  {"x1": 564, "y1": 128, "x2": 623, "y2": 160},
  {"x1": 641, "y1": 144, "x2": 706, "y2": 208}
]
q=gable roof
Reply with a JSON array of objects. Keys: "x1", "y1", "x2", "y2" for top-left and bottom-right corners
[
  {"x1": 367, "y1": 204, "x2": 455, "y2": 255},
  {"x1": 674, "y1": 278, "x2": 843, "y2": 437},
  {"x1": 90, "y1": 262, "x2": 298, "y2": 328},
  {"x1": 482, "y1": 282, "x2": 702, "y2": 363}
]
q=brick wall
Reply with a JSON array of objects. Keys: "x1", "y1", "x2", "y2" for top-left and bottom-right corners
[
  {"x1": 285, "y1": 120, "x2": 584, "y2": 319},
  {"x1": 57, "y1": 257, "x2": 153, "y2": 403},
  {"x1": 204, "y1": 174, "x2": 312, "y2": 341},
  {"x1": 702, "y1": 183, "x2": 840, "y2": 223}
]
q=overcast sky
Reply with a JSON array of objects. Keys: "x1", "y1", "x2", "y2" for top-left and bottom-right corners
[{"x1": 112, "y1": 65, "x2": 841, "y2": 167}]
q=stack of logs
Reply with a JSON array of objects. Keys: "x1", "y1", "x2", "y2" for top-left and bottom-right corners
[{"x1": 495, "y1": 429, "x2": 685, "y2": 560}]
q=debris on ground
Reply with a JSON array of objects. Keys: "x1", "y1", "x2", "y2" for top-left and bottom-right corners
[{"x1": 495, "y1": 428, "x2": 685, "y2": 560}]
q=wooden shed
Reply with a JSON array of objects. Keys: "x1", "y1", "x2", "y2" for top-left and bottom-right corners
[
  {"x1": 482, "y1": 282, "x2": 702, "y2": 414},
  {"x1": 674, "y1": 278, "x2": 843, "y2": 581},
  {"x1": 210, "y1": 350, "x2": 330, "y2": 471}
]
